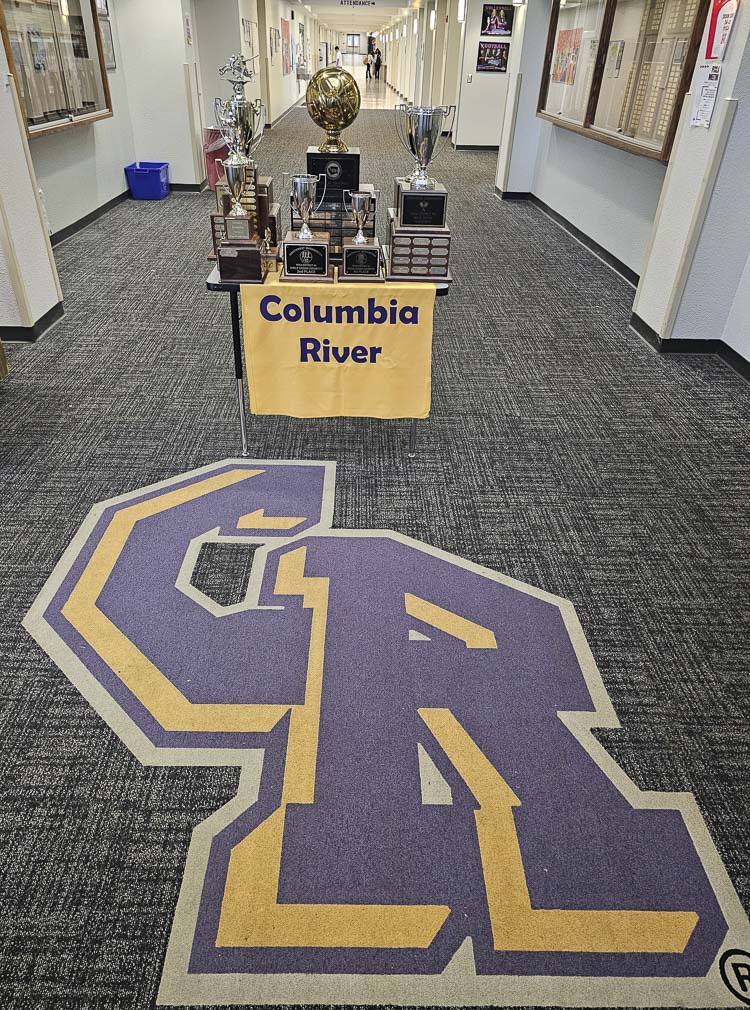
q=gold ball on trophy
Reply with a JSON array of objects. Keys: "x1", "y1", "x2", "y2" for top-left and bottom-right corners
[{"x1": 305, "y1": 68, "x2": 361, "y2": 154}]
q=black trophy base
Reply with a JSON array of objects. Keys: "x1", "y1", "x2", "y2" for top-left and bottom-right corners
[
  {"x1": 281, "y1": 266, "x2": 335, "y2": 284},
  {"x1": 282, "y1": 230, "x2": 331, "y2": 280},
  {"x1": 217, "y1": 241, "x2": 266, "y2": 282},
  {"x1": 307, "y1": 147, "x2": 360, "y2": 202},
  {"x1": 396, "y1": 179, "x2": 448, "y2": 229},
  {"x1": 339, "y1": 238, "x2": 384, "y2": 282}
]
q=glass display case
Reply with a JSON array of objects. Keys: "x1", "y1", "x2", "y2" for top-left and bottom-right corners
[
  {"x1": 1, "y1": 0, "x2": 112, "y2": 136},
  {"x1": 537, "y1": 0, "x2": 709, "y2": 160}
]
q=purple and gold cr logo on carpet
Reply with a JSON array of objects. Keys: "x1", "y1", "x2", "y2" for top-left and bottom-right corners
[{"x1": 24, "y1": 461, "x2": 749, "y2": 1007}]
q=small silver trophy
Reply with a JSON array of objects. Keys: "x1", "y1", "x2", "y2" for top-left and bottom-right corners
[
  {"x1": 285, "y1": 172, "x2": 327, "y2": 240},
  {"x1": 215, "y1": 55, "x2": 265, "y2": 217},
  {"x1": 395, "y1": 104, "x2": 456, "y2": 190},
  {"x1": 344, "y1": 190, "x2": 373, "y2": 244},
  {"x1": 281, "y1": 173, "x2": 331, "y2": 280}
]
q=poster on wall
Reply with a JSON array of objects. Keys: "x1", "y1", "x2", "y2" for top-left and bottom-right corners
[
  {"x1": 480, "y1": 4, "x2": 514, "y2": 36},
  {"x1": 691, "y1": 60, "x2": 722, "y2": 126},
  {"x1": 281, "y1": 18, "x2": 291, "y2": 75},
  {"x1": 243, "y1": 19, "x2": 259, "y2": 72},
  {"x1": 551, "y1": 27, "x2": 582, "y2": 85},
  {"x1": 476, "y1": 40, "x2": 509, "y2": 71},
  {"x1": 705, "y1": 0, "x2": 738, "y2": 59},
  {"x1": 100, "y1": 18, "x2": 116, "y2": 69},
  {"x1": 27, "y1": 28, "x2": 47, "y2": 72},
  {"x1": 606, "y1": 39, "x2": 624, "y2": 77},
  {"x1": 298, "y1": 22, "x2": 306, "y2": 67}
]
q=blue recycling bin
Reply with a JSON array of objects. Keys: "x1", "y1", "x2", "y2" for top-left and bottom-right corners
[{"x1": 125, "y1": 161, "x2": 170, "y2": 200}]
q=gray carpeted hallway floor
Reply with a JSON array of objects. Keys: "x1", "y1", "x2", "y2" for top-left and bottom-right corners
[{"x1": 0, "y1": 109, "x2": 748, "y2": 1009}]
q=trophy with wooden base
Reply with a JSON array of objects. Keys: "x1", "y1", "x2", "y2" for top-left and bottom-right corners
[
  {"x1": 281, "y1": 174, "x2": 333, "y2": 282},
  {"x1": 339, "y1": 189, "x2": 383, "y2": 282}
]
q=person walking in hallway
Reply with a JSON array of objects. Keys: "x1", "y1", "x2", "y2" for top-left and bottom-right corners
[
  {"x1": 365, "y1": 52, "x2": 373, "y2": 80},
  {"x1": 374, "y1": 48, "x2": 382, "y2": 80},
  {"x1": 335, "y1": 45, "x2": 342, "y2": 68}
]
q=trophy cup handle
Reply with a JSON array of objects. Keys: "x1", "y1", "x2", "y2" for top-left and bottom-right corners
[
  {"x1": 343, "y1": 188, "x2": 352, "y2": 215},
  {"x1": 249, "y1": 99, "x2": 266, "y2": 157},
  {"x1": 438, "y1": 105, "x2": 457, "y2": 158},
  {"x1": 394, "y1": 104, "x2": 413, "y2": 158},
  {"x1": 314, "y1": 172, "x2": 327, "y2": 212}
]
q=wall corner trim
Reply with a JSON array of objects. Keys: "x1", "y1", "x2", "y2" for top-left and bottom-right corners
[
  {"x1": 630, "y1": 312, "x2": 750, "y2": 382},
  {"x1": 495, "y1": 188, "x2": 532, "y2": 200},
  {"x1": 1, "y1": 300, "x2": 64, "y2": 343},
  {"x1": 51, "y1": 191, "x2": 130, "y2": 246}
]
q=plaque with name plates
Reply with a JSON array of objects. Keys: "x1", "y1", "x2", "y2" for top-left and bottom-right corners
[
  {"x1": 282, "y1": 230, "x2": 333, "y2": 282},
  {"x1": 396, "y1": 178, "x2": 448, "y2": 229},
  {"x1": 340, "y1": 238, "x2": 384, "y2": 282},
  {"x1": 387, "y1": 208, "x2": 451, "y2": 280},
  {"x1": 306, "y1": 146, "x2": 360, "y2": 203},
  {"x1": 210, "y1": 212, "x2": 227, "y2": 258},
  {"x1": 267, "y1": 202, "x2": 281, "y2": 248}
]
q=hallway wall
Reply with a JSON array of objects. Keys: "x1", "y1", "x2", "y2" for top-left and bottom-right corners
[
  {"x1": 494, "y1": 0, "x2": 666, "y2": 275},
  {"x1": 29, "y1": 0, "x2": 136, "y2": 236},
  {"x1": 532, "y1": 126, "x2": 666, "y2": 276},
  {"x1": 453, "y1": 0, "x2": 509, "y2": 147}
]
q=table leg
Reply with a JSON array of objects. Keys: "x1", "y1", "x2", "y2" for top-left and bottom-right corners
[
  {"x1": 230, "y1": 289, "x2": 249, "y2": 458},
  {"x1": 408, "y1": 418, "x2": 417, "y2": 457}
]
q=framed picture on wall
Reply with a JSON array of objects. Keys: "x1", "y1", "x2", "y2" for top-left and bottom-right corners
[
  {"x1": 480, "y1": 4, "x2": 514, "y2": 36},
  {"x1": 100, "y1": 18, "x2": 116, "y2": 70},
  {"x1": 281, "y1": 18, "x2": 291, "y2": 75},
  {"x1": 95, "y1": 0, "x2": 109, "y2": 15},
  {"x1": 477, "y1": 40, "x2": 509, "y2": 72},
  {"x1": 536, "y1": 0, "x2": 708, "y2": 160}
]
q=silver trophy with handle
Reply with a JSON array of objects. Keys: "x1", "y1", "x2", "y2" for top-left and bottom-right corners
[
  {"x1": 395, "y1": 104, "x2": 455, "y2": 190},
  {"x1": 215, "y1": 54, "x2": 265, "y2": 217}
]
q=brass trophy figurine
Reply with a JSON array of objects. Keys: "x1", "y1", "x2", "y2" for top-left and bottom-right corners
[{"x1": 305, "y1": 67, "x2": 361, "y2": 153}]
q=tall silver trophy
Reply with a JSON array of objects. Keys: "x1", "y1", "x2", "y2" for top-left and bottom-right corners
[
  {"x1": 215, "y1": 54, "x2": 265, "y2": 216},
  {"x1": 395, "y1": 104, "x2": 455, "y2": 190}
]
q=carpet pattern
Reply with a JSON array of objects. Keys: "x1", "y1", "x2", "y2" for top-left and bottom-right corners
[{"x1": 0, "y1": 108, "x2": 748, "y2": 1010}]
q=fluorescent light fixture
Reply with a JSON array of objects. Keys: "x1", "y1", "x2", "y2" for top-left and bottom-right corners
[
  {"x1": 414, "y1": 16, "x2": 418, "y2": 33},
  {"x1": 429, "y1": 6, "x2": 436, "y2": 29},
  {"x1": 457, "y1": 0, "x2": 466, "y2": 21},
  {"x1": 60, "y1": 0, "x2": 69, "y2": 14},
  {"x1": 402, "y1": 22, "x2": 407, "y2": 36}
]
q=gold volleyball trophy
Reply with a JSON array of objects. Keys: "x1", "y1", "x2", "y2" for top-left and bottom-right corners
[{"x1": 305, "y1": 68, "x2": 362, "y2": 205}]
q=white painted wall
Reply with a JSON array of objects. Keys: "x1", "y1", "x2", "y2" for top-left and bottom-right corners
[
  {"x1": 453, "y1": 0, "x2": 509, "y2": 146},
  {"x1": 533, "y1": 124, "x2": 666, "y2": 274},
  {"x1": 495, "y1": 0, "x2": 545, "y2": 193},
  {"x1": 634, "y1": 1, "x2": 750, "y2": 334},
  {"x1": 29, "y1": 0, "x2": 136, "y2": 236},
  {"x1": 195, "y1": 0, "x2": 244, "y2": 128},
  {"x1": 0, "y1": 43, "x2": 61, "y2": 326},
  {"x1": 116, "y1": 0, "x2": 202, "y2": 184},
  {"x1": 494, "y1": 0, "x2": 667, "y2": 274},
  {"x1": 721, "y1": 253, "x2": 750, "y2": 360},
  {"x1": 431, "y1": 0, "x2": 449, "y2": 103},
  {"x1": 443, "y1": 5, "x2": 465, "y2": 108},
  {"x1": 668, "y1": 18, "x2": 750, "y2": 359},
  {"x1": 262, "y1": 0, "x2": 308, "y2": 123}
]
